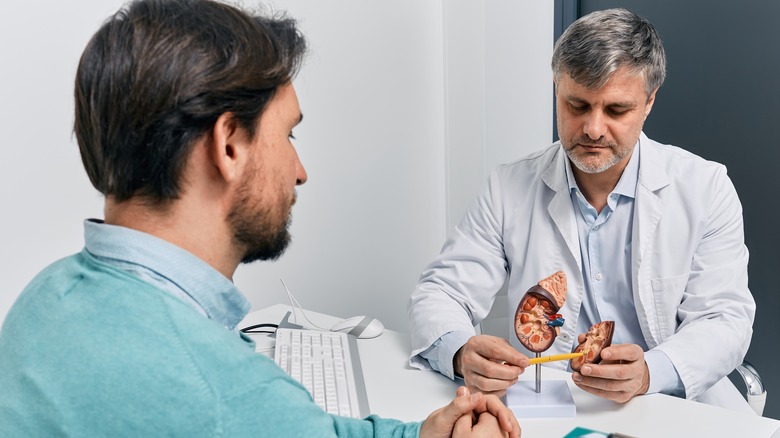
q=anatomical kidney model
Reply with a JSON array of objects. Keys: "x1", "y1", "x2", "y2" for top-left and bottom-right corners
[
  {"x1": 569, "y1": 320, "x2": 615, "y2": 371},
  {"x1": 514, "y1": 271, "x2": 568, "y2": 353}
]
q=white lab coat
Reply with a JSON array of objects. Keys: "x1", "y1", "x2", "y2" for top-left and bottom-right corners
[{"x1": 409, "y1": 133, "x2": 756, "y2": 410}]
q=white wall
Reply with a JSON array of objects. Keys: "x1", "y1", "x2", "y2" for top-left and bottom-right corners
[
  {"x1": 0, "y1": 0, "x2": 125, "y2": 323},
  {"x1": 445, "y1": 2, "x2": 553, "y2": 336},
  {"x1": 0, "y1": 0, "x2": 552, "y2": 332},
  {"x1": 445, "y1": 2, "x2": 554, "y2": 229}
]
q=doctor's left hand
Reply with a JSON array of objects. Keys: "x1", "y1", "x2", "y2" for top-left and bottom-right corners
[{"x1": 571, "y1": 339, "x2": 650, "y2": 403}]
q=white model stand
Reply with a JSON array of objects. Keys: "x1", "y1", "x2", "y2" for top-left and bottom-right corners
[{"x1": 505, "y1": 363, "x2": 576, "y2": 419}]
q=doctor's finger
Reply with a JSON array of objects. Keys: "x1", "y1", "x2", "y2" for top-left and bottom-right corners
[
  {"x1": 572, "y1": 379, "x2": 636, "y2": 404},
  {"x1": 600, "y1": 343, "x2": 643, "y2": 362},
  {"x1": 578, "y1": 360, "x2": 644, "y2": 380},
  {"x1": 478, "y1": 355, "x2": 526, "y2": 380},
  {"x1": 464, "y1": 369, "x2": 517, "y2": 396},
  {"x1": 573, "y1": 368, "x2": 644, "y2": 391},
  {"x1": 471, "y1": 336, "x2": 529, "y2": 366},
  {"x1": 460, "y1": 346, "x2": 522, "y2": 382}
]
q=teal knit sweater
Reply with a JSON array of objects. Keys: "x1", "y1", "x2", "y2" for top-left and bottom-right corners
[{"x1": 0, "y1": 251, "x2": 421, "y2": 437}]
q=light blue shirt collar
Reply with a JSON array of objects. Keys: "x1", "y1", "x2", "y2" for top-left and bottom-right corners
[{"x1": 83, "y1": 219, "x2": 250, "y2": 330}]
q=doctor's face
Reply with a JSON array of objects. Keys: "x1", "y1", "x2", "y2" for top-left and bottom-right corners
[{"x1": 556, "y1": 67, "x2": 657, "y2": 175}]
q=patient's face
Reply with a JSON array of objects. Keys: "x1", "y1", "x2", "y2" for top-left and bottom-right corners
[
  {"x1": 556, "y1": 67, "x2": 656, "y2": 175},
  {"x1": 229, "y1": 83, "x2": 307, "y2": 264}
]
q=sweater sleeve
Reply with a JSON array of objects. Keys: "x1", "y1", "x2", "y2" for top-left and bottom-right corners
[
  {"x1": 333, "y1": 414, "x2": 421, "y2": 438},
  {"x1": 222, "y1": 371, "x2": 421, "y2": 438}
]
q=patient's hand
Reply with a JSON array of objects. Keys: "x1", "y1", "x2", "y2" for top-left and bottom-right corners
[
  {"x1": 571, "y1": 339, "x2": 650, "y2": 403},
  {"x1": 454, "y1": 335, "x2": 530, "y2": 397},
  {"x1": 420, "y1": 386, "x2": 521, "y2": 438}
]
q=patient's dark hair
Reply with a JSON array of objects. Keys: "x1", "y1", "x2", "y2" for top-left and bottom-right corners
[{"x1": 74, "y1": 0, "x2": 306, "y2": 203}]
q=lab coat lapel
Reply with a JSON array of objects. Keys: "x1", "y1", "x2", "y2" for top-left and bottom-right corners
[
  {"x1": 632, "y1": 134, "x2": 670, "y2": 347},
  {"x1": 542, "y1": 146, "x2": 582, "y2": 269}
]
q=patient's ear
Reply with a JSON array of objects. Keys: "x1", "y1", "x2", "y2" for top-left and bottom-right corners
[{"x1": 209, "y1": 112, "x2": 251, "y2": 183}]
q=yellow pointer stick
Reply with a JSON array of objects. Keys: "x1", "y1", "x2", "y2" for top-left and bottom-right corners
[{"x1": 528, "y1": 351, "x2": 586, "y2": 365}]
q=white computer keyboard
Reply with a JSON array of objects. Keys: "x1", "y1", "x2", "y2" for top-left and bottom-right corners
[{"x1": 274, "y1": 328, "x2": 370, "y2": 418}]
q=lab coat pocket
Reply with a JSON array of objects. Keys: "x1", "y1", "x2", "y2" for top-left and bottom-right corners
[{"x1": 650, "y1": 273, "x2": 688, "y2": 338}]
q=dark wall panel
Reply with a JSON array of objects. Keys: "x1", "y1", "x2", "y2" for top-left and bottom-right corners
[{"x1": 572, "y1": 0, "x2": 780, "y2": 420}]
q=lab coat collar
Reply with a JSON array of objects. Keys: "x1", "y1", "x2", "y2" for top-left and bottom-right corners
[
  {"x1": 541, "y1": 141, "x2": 567, "y2": 193},
  {"x1": 637, "y1": 132, "x2": 671, "y2": 193},
  {"x1": 541, "y1": 143, "x2": 582, "y2": 269},
  {"x1": 542, "y1": 132, "x2": 671, "y2": 195}
]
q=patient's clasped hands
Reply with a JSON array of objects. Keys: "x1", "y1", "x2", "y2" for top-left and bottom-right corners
[{"x1": 421, "y1": 386, "x2": 521, "y2": 438}]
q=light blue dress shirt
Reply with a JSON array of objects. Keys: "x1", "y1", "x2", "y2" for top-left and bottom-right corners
[
  {"x1": 565, "y1": 141, "x2": 683, "y2": 396},
  {"x1": 84, "y1": 219, "x2": 250, "y2": 331},
  {"x1": 566, "y1": 144, "x2": 644, "y2": 348}
]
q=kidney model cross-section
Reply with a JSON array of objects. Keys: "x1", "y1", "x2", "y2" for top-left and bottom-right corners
[{"x1": 514, "y1": 271, "x2": 568, "y2": 353}]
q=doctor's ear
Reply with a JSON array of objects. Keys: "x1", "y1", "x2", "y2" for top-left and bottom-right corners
[{"x1": 644, "y1": 88, "x2": 659, "y2": 117}]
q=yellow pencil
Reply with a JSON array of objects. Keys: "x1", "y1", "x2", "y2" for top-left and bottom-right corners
[{"x1": 528, "y1": 351, "x2": 585, "y2": 365}]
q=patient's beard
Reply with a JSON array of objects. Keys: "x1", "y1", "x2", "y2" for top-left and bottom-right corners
[{"x1": 228, "y1": 169, "x2": 293, "y2": 265}]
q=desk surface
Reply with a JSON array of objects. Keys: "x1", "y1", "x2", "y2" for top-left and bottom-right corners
[{"x1": 242, "y1": 305, "x2": 780, "y2": 437}]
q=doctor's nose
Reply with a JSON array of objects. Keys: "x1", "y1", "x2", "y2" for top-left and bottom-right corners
[{"x1": 583, "y1": 111, "x2": 607, "y2": 141}]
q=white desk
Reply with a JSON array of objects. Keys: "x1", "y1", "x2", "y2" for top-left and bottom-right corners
[{"x1": 241, "y1": 305, "x2": 780, "y2": 437}]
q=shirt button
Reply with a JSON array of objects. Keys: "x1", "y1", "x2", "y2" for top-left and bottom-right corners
[
  {"x1": 559, "y1": 333, "x2": 571, "y2": 343},
  {"x1": 593, "y1": 225, "x2": 599, "y2": 230},
  {"x1": 595, "y1": 272, "x2": 603, "y2": 281}
]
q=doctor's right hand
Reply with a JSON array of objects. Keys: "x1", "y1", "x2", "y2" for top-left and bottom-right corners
[{"x1": 453, "y1": 335, "x2": 530, "y2": 397}]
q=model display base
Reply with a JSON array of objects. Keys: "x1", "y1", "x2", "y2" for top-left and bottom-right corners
[{"x1": 505, "y1": 380, "x2": 576, "y2": 419}]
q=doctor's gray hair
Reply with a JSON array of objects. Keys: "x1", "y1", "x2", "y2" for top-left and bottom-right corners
[{"x1": 551, "y1": 8, "x2": 666, "y2": 97}]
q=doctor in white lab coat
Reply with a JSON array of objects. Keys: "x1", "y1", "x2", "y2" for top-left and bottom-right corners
[{"x1": 408, "y1": 8, "x2": 755, "y2": 412}]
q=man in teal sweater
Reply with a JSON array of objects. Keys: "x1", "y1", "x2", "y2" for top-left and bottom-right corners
[{"x1": 0, "y1": 0, "x2": 520, "y2": 436}]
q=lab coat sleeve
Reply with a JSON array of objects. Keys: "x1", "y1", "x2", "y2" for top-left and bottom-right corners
[
  {"x1": 408, "y1": 169, "x2": 511, "y2": 372},
  {"x1": 654, "y1": 165, "x2": 755, "y2": 401}
]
